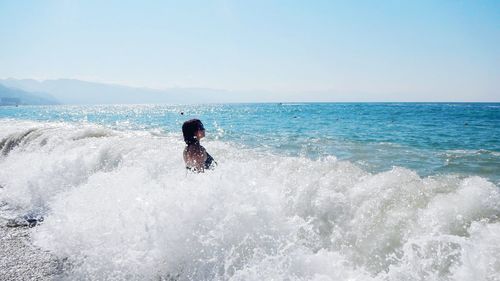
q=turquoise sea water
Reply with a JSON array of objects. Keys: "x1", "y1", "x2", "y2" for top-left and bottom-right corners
[{"x1": 1, "y1": 103, "x2": 499, "y2": 181}]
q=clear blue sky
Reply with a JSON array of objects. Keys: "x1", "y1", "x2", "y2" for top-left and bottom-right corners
[{"x1": 0, "y1": 0, "x2": 498, "y2": 101}]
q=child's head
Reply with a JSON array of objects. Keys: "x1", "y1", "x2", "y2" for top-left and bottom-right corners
[{"x1": 182, "y1": 119, "x2": 205, "y2": 144}]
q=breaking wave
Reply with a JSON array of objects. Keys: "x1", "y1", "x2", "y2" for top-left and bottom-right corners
[{"x1": 0, "y1": 120, "x2": 498, "y2": 280}]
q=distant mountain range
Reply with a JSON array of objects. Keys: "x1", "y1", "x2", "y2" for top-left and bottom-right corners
[
  {"x1": 0, "y1": 83, "x2": 59, "y2": 105},
  {"x1": 0, "y1": 78, "x2": 287, "y2": 105}
]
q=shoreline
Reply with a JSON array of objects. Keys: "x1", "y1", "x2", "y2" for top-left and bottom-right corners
[{"x1": 0, "y1": 225, "x2": 62, "y2": 280}]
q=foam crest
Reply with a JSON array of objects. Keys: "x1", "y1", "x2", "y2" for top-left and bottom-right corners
[
  {"x1": 0, "y1": 121, "x2": 139, "y2": 217},
  {"x1": 0, "y1": 120, "x2": 498, "y2": 280}
]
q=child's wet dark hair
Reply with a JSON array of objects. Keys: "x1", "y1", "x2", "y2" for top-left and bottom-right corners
[{"x1": 182, "y1": 119, "x2": 204, "y2": 145}]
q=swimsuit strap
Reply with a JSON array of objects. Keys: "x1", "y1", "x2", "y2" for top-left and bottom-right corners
[{"x1": 204, "y1": 152, "x2": 216, "y2": 169}]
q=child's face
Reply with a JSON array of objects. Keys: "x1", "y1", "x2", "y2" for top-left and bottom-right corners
[{"x1": 196, "y1": 128, "x2": 205, "y2": 139}]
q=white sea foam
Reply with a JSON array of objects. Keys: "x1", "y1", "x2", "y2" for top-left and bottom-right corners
[
  {"x1": 0, "y1": 120, "x2": 499, "y2": 280},
  {"x1": 443, "y1": 149, "x2": 500, "y2": 157}
]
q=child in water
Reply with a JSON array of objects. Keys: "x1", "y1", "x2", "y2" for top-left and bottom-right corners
[{"x1": 182, "y1": 119, "x2": 216, "y2": 172}]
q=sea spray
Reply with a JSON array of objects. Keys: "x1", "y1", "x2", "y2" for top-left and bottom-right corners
[{"x1": 0, "y1": 120, "x2": 498, "y2": 280}]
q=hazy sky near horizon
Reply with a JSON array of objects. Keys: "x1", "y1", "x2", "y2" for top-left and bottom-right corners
[{"x1": 0, "y1": 0, "x2": 498, "y2": 101}]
